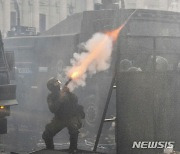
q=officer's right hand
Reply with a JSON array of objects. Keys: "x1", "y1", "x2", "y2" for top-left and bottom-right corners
[{"x1": 62, "y1": 86, "x2": 69, "y2": 92}]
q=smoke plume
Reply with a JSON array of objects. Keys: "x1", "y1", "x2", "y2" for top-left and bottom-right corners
[{"x1": 65, "y1": 32, "x2": 114, "y2": 91}]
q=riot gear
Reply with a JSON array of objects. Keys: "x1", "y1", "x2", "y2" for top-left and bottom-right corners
[
  {"x1": 120, "y1": 59, "x2": 132, "y2": 71},
  {"x1": 156, "y1": 56, "x2": 168, "y2": 71},
  {"x1": 43, "y1": 77, "x2": 85, "y2": 152},
  {"x1": 47, "y1": 77, "x2": 61, "y2": 92},
  {"x1": 147, "y1": 56, "x2": 168, "y2": 71},
  {"x1": 127, "y1": 67, "x2": 142, "y2": 72}
]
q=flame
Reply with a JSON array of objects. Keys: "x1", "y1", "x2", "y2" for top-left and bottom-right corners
[
  {"x1": 105, "y1": 24, "x2": 125, "y2": 42},
  {"x1": 69, "y1": 65, "x2": 86, "y2": 80},
  {"x1": 71, "y1": 71, "x2": 79, "y2": 79},
  {"x1": 68, "y1": 24, "x2": 124, "y2": 80},
  {"x1": 0, "y1": 106, "x2": 4, "y2": 109}
]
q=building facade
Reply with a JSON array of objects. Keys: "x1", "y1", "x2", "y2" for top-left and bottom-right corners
[
  {"x1": 0, "y1": 0, "x2": 180, "y2": 37},
  {"x1": 0, "y1": 0, "x2": 96, "y2": 37},
  {"x1": 125, "y1": 0, "x2": 180, "y2": 11}
]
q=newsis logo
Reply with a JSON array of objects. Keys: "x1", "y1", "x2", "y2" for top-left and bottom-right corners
[{"x1": 132, "y1": 141, "x2": 175, "y2": 149}]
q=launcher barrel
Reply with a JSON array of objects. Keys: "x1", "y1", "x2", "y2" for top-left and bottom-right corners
[{"x1": 64, "y1": 78, "x2": 72, "y2": 87}]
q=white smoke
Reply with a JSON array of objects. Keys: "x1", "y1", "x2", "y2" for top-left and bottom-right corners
[{"x1": 65, "y1": 32, "x2": 113, "y2": 91}]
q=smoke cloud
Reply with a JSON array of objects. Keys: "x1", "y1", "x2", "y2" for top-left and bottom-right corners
[{"x1": 65, "y1": 32, "x2": 114, "y2": 91}]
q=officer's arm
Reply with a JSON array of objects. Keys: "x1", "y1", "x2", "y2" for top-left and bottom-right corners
[
  {"x1": 47, "y1": 95, "x2": 52, "y2": 105},
  {"x1": 60, "y1": 91, "x2": 70, "y2": 104},
  {"x1": 77, "y1": 105, "x2": 85, "y2": 119},
  {"x1": 47, "y1": 95, "x2": 57, "y2": 113}
]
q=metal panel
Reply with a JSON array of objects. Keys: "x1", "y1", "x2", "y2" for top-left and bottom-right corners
[
  {"x1": 0, "y1": 99, "x2": 18, "y2": 106},
  {"x1": 116, "y1": 72, "x2": 178, "y2": 154},
  {"x1": 0, "y1": 118, "x2": 7, "y2": 134},
  {"x1": 0, "y1": 84, "x2": 16, "y2": 100}
]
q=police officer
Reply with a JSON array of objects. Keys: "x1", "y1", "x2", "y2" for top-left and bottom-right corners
[
  {"x1": 120, "y1": 59, "x2": 142, "y2": 72},
  {"x1": 147, "y1": 56, "x2": 168, "y2": 71},
  {"x1": 156, "y1": 56, "x2": 168, "y2": 71},
  {"x1": 119, "y1": 59, "x2": 132, "y2": 72},
  {"x1": 42, "y1": 77, "x2": 85, "y2": 153}
]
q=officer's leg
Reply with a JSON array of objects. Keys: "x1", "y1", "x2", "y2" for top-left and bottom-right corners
[
  {"x1": 67, "y1": 117, "x2": 82, "y2": 152},
  {"x1": 42, "y1": 118, "x2": 65, "y2": 149}
]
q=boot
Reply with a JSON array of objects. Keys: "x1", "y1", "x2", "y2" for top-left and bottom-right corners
[
  {"x1": 69, "y1": 133, "x2": 78, "y2": 153},
  {"x1": 44, "y1": 138, "x2": 54, "y2": 150},
  {"x1": 42, "y1": 132, "x2": 54, "y2": 150}
]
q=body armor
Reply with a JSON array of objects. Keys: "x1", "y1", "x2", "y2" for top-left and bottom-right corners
[{"x1": 42, "y1": 77, "x2": 85, "y2": 151}]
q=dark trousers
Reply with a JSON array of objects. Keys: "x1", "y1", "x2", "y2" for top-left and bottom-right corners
[{"x1": 42, "y1": 116, "x2": 82, "y2": 150}]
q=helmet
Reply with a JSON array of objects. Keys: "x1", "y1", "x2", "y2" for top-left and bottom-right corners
[
  {"x1": 78, "y1": 43, "x2": 88, "y2": 53},
  {"x1": 156, "y1": 56, "x2": 168, "y2": 71},
  {"x1": 148, "y1": 56, "x2": 168, "y2": 71},
  {"x1": 47, "y1": 77, "x2": 61, "y2": 92},
  {"x1": 127, "y1": 67, "x2": 142, "y2": 72},
  {"x1": 120, "y1": 59, "x2": 132, "y2": 71}
]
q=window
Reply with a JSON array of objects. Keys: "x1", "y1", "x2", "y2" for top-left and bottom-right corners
[
  {"x1": 127, "y1": 2, "x2": 136, "y2": 8},
  {"x1": 10, "y1": 12, "x2": 17, "y2": 27},
  {"x1": 168, "y1": 0, "x2": 179, "y2": 11},
  {"x1": 39, "y1": 14, "x2": 46, "y2": 33},
  {"x1": 144, "y1": 0, "x2": 160, "y2": 9}
]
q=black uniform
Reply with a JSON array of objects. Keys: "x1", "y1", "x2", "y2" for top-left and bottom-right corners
[{"x1": 42, "y1": 78, "x2": 85, "y2": 151}]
